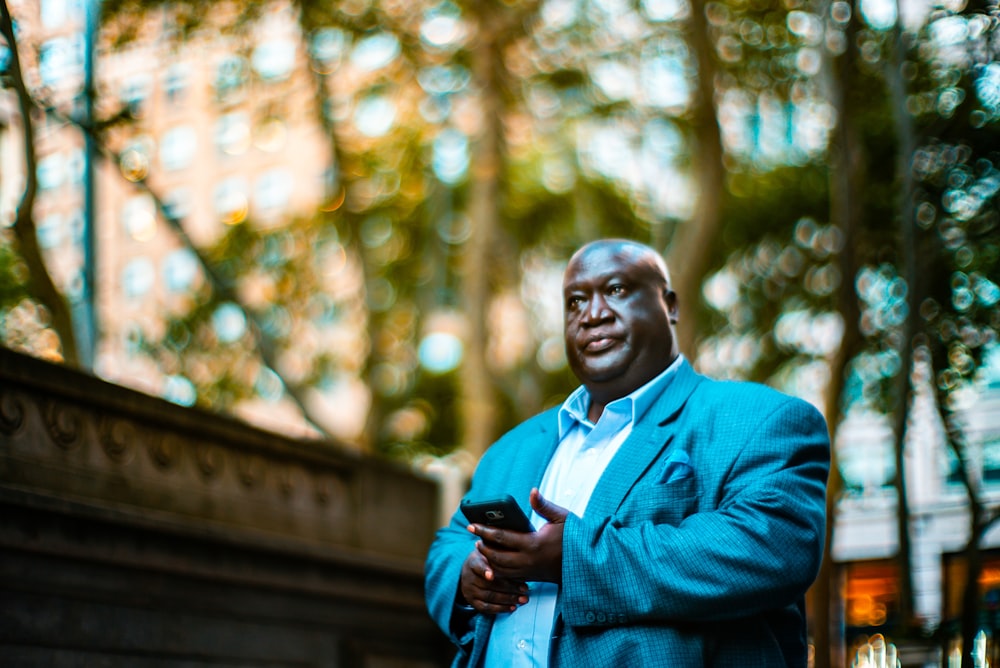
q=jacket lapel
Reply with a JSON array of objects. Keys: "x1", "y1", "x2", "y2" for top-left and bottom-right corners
[
  {"x1": 512, "y1": 410, "x2": 561, "y2": 508},
  {"x1": 584, "y1": 359, "x2": 703, "y2": 519}
]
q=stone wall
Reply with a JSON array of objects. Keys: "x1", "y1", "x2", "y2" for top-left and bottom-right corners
[{"x1": 0, "y1": 346, "x2": 451, "y2": 667}]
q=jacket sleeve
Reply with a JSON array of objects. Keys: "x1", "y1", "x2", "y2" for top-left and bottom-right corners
[
  {"x1": 425, "y1": 507, "x2": 479, "y2": 652},
  {"x1": 559, "y1": 395, "x2": 830, "y2": 627},
  {"x1": 425, "y1": 410, "x2": 557, "y2": 651}
]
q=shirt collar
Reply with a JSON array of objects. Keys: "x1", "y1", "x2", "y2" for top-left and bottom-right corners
[{"x1": 557, "y1": 354, "x2": 685, "y2": 438}]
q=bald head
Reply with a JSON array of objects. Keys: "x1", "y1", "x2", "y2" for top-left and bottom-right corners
[{"x1": 567, "y1": 239, "x2": 672, "y2": 292}]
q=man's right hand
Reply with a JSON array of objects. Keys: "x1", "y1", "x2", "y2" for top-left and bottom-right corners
[{"x1": 459, "y1": 546, "x2": 529, "y2": 614}]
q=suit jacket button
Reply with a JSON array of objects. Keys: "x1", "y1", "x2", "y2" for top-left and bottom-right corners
[
  {"x1": 585, "y1": 612, "x2": 596, "y2": 623},
  {"x1": 596, "y1": 612, "x2": 606, "y2": 623}
]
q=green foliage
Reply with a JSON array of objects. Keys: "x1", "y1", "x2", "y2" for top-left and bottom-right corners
[
  {"x1": 912, "y1": 141, "x2": 1000, "y2": 408},
  {"x1": 138, "y1": 213, "x2": 353, "y2": 412},
  {"x1": 39, "y1": 0, "x2": 992, "y2": 465},
  {"x1": 0, "y1": 230, "x2": 28, "y2": 309},
  {"x1": 698, "y1": 164, "x2": 843, "y2": 387}
]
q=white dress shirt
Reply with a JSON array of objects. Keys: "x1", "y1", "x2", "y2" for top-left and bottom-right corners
[{"x1": 482, "y1": 355, "x2": 683, "y2": 668}]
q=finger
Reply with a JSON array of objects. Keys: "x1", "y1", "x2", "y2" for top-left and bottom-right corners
[
  {"x1": 477, "y1": 578, "x2": 529, "y2": 597},
  {"x1": 470, "y1": 524, "x2": 509, "y2": 547},
  {"x1": 473, "y1": 599, "x2": 519, "y2": 614},
  {"x1": 478, "y1": 546, "x2": 531, "y2": 583},
  {"x1": 473, "y1": 542, "x2": 497, "y2": 580},
  {"x1": 470, "y1": 589, "x2": 515, "y2": 613},
  {"x1": 476, "y1": 560, "x2": 495, "y2": 583},
  {"x1": 476, "y1": 538, "x2": 514, "y2": 565},
  {"x1": 530, "y1": 488, "x2": 569, "y2": 522},
  {"x1": 470, "y1": 584, "x2": 530, "y2": 612},
  {"x1": 468, "y1": 591, "x2": 511, "y2": 614}
]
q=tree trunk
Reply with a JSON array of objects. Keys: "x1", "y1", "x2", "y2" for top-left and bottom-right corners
[
  {"x1": 942, "y1": 423, "x2": 1000, "y2": 668},
  {"x1": 458, "y1": 6, "x2": 503, "y2": 458},
  {"x1": 668, "y1": 0, "x2": 726, "y2": 358},
  {"x1": 0, "y1": 1, "x2": 80, "y2": 367},
  {"x1": 812, "y1": 4, "x2": 865, "y2": 665},
  {"x1": 960, "y1": 507, "x2": 985, "y2": 668},
  {"x1": 886, "y1": 1, "x2": 918, "y2": 632}
]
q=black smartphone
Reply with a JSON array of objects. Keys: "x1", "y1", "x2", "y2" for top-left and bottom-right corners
[{"x1": 461, "y1": 495, "x2": 535, "y2": 532}]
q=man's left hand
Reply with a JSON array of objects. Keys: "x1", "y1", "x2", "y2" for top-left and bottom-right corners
[{"x1": 468, "y1": 489, "x2": 569, "y2": 584}]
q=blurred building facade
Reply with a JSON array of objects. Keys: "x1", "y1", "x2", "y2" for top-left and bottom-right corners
[
  {"x1": 834, "y1": 356, "x2": 1000, "y2": 665},
  {"x1": 1, "y1": 0, "x2": 344, "y2": 437}
]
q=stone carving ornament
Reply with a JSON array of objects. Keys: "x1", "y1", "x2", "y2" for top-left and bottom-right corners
[
  {"x1": 99, "y1": 416, "x2": 137, "y2": 464},
  {"x1": 45, "y1": 400, "x2": 84, "y2": 450},
  {"x1": 0, "y1": 390, "x2": 25, "y2": 436}
]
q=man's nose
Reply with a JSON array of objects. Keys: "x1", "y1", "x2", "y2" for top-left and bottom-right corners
[{"x1": 583, "y1": 294, "x2": 611, "y2": 322}]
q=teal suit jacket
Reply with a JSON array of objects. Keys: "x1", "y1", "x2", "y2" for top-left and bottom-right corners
[{"x1": 425, "y1": 359, "x2": 830, "y2": 667}]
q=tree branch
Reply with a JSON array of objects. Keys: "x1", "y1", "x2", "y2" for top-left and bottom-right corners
[{"x1": 0, "y1": 0, "x2": 80, "y2": 366}]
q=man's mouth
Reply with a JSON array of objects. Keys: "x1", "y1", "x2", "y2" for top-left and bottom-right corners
[{"x1": 582, "y1": 336, "x2": 618, "y2": 353}]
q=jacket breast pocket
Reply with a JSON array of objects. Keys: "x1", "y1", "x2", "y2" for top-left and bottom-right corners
[{"x1": 616, "y1": 475, "x2": 700, "y2": 527}]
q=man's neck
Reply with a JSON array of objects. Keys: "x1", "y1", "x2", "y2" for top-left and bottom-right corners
[{"x1": 584, "y1": 354, "x2": 683, "y2": 424}]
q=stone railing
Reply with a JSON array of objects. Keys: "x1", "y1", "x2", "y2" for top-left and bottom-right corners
[{"x1": 0, "y1": 346, "x2": 450, "y2": 666}]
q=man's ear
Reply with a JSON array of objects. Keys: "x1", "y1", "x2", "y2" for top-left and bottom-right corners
[{"x1": 665, "y1": 289, "x2": 679, "y2": 324}]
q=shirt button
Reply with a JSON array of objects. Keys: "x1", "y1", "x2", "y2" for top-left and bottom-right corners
[{"x1": 517, "y1": 639, "x2": 527, "y2": 650}]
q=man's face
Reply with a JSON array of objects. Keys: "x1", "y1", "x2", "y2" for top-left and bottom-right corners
[{"x1": 562, "y1": 242, "x2": 678, "y2": 405}]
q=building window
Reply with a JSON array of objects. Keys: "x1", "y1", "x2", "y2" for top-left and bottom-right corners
[
  {"x1": 213, "y1": 177, "x2": 249, "y2": 225},
  {"x1": 120, "y1": 74, "x2": 152, "y2": 117},
  {"x1": 836, "y1": 410, "x2": 895, "y2": 497},
  {"x1": 163, "y1": 63, "x2": 190, "y2": 105},
  {"x1": 41, "y1": 0, "x2": 84, "y2": 29},
  {"x1": 161, "y1": 125, "x2": 197, "y2": 171},
  {"x1": 252, "y1": 39, "x2": 296, "y2": 82},
  {"x1": 122, "y1": 194, "x2": 157, "y2": 242},
  {"x1": 844, "y1": 560, "x2": 899, "y2": 633},
  {"x1": 37, "y1": 213, "x2": 64, "y2": 249},
  {"x1": 162, "y1": 188, "x2": 192, "y2": 223},
  {"x1": 66, "y1": 211, "x2": 84, "y2": 244},
  {"x1": 39, "y1": 35, "x2": 84, "y2": 88},
  {"x1": 66, "y1": 148, "x2": 85, "y2": 186},
  {"x1": 254, "y1": 168, "x2": 292, "y2": 217},
  {"x1": 36, "y1": 153, "x2": 66, "y2": 191},
  {"x1": 122, "y1": 257, "x2": 155, "y2": 299},
  {"x1": 214, "y1": 55, "x2": 248, "y2": 104},
  {"x1": 162, "y1": 249, "x2": 199, "y2": 293},
  {"x1": 983, "y1": 438, "x2": 1000, "y2": 485},
  {"x1": 214, "y1": 112, "x2": 251, "y2": 156}
]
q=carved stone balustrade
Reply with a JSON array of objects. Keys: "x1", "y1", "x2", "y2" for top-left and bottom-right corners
[{"x1": 0, "y1": 346, "x2": 450, "y2": 666}]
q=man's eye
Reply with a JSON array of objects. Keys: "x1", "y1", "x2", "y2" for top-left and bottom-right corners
[{"x1": 609, "y1": 285, "x2": 626, "y2": 296}]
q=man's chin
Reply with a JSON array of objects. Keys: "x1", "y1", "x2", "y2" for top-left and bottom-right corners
[{"x1": 577, "y1": 360, "x2": 626, "y2": 384}]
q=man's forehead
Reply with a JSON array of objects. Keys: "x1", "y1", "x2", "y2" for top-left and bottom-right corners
[{"x1": 563, "y1": 244, "x2": 663, "y2": 287}]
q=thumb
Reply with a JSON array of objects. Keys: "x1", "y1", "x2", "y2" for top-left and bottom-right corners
[{"x1": 530, "y1": 488, "x2": 569, "y2": 524}]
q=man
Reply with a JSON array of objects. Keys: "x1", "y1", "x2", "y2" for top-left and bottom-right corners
[{"x1": 425, "y1": 239, "x2": 830, "y2": 667}]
